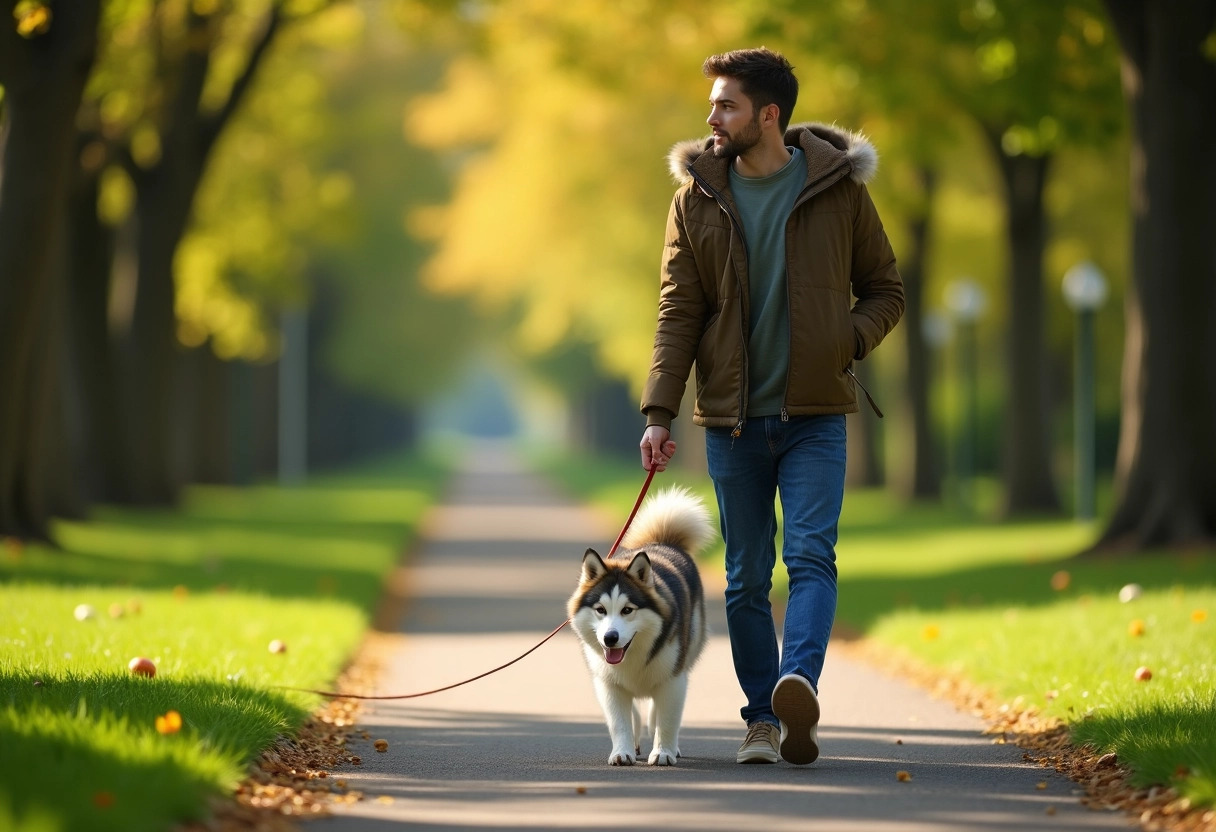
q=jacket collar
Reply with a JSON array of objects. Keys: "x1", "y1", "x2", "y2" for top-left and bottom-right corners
[{"x1": 667, "y1": 122, "x2": 878, "y2": 195}]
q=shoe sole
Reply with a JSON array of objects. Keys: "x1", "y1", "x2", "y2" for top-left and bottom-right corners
[
  {"x1": 772, "y1": 675, "x2": 820, "y2": 765},
  {"x1": 735, "y1": 749, "x2": 780, "y2": 764}
]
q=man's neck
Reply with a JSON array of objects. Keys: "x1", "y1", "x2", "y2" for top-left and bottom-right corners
[{"x1": 733, "y1": 134, "x2": 793, "y2": 179}]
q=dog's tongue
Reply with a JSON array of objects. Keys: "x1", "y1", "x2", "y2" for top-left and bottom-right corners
[{"x1": 605, "y1": 647, "x2": 627, "y2": 665}]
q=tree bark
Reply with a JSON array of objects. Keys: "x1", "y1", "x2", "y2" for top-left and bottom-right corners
[
  {"x1": 1095, "y1": 0, "x2": 1216, "y2": 550},
  {"x1": 64, "y1": 146, "x2": 130, "y2": 502},
  {"x1": 984, "y1": 136, "x2": 1061, "y2": 515},
  {"x1": 121, "y1": 169, "x2": 197, "y2": 503},
  {"x1": 185, "y1": 346, "x2": 234, "y2": 485},
  {"x1": 0, "y1": 4, "x2": 101, "y2": 538},
  {"x1": 899, "y1": 165, "x2": 942, "y2": 500}
]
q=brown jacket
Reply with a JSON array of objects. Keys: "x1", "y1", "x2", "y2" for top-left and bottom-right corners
[{"x1": 641, "y1": 122, "x2": 905, "y2": 431}]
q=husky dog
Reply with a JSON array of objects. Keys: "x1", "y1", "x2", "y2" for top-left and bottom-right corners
[{"x1": 567, "y1": 487, "x2": 712, "y2": 766}]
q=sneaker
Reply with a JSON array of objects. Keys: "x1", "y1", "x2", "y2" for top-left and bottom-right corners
[
  {"x1": 735, "y1": 721, "x2": 780, "y2": 764},
  {"x1": 771, "y1": 673, "x2": 821, "y2": 765}
]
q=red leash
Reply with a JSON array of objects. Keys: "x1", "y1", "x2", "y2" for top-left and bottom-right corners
[{"x1": 283, "y1": 466, "x2": 658, "y2": 700}]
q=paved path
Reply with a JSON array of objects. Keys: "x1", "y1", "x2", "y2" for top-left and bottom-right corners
[{"x1": 314, "y1": 444, "x2": 1128, "y2": 832}]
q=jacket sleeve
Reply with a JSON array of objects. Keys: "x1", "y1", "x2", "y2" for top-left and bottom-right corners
[
  {"x1": 640, "y1": 192, "x2": 706, "y2": 429},
  {"x1": 849, "y1": 184, "x2": 905, "y2": 360}
]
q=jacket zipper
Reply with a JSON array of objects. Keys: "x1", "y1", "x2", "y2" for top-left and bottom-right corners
[{"x1": 690, "y1": 167, "x2": 750, "y2": 438}]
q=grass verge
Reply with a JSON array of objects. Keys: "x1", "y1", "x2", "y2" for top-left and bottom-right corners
[
  {"x1": 537, "y1": 451, "x2": 1216, "y2": 809},
  {"x1": 0, "y1": 451, "x2": 447, "y2": 832}
]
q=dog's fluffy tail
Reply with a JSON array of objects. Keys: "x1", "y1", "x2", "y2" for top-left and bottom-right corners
[{"x1": 619, "y1": 486, "x2": 714, "y2": 555}]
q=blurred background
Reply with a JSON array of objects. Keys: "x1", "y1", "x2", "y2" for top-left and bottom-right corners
[{"x1": 2, "y1": 0, "x2": 1212, "y2": 551}]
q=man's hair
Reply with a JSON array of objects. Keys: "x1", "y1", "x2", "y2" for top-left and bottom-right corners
[{"x1": 703, "y1": 47, "x2": 798, "y2": 133}]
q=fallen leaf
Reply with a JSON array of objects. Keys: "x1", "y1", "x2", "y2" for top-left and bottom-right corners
[
  {"x1": 1128, "y1": 619, "x2": 1146, "y2": 637},
  {"x1": 374, "y1": 739, "x2": 388, "y2": 752},
  {"x1": 1051, "y1": 571, "x2": 1071, "y2": 591},
  {"x1": 921, "y1": 624, "x2": 940, "y2": 641},
  {"x1": 1036, "y1": 781, "x2": 1047, "y2": 790},
  {"x1": 156, "y1": 710, "x2": 182, "y2": 735},
  {"x1": 1192, "y1": 609, "x2": 1208, "y2": 624},
  {"x1": 896, "y1": 770, "x2": 912, "y2": 782}
]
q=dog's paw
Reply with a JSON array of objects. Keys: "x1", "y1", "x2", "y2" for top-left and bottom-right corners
[
  {"x1": 608, "y1": 750, "x2": 636, "y2": 766},
  {"x1": 648, "y1": 748, "x2": 678, "y2": 766}
]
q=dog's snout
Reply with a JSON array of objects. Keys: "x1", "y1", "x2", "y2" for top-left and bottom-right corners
[{"x1": 603, "y1": 629, "x2": 619, "y2": 647}]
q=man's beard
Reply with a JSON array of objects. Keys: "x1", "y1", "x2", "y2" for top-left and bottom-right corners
[{"x1": 712, "y1": 113, "x2": 763, "y2": 158}]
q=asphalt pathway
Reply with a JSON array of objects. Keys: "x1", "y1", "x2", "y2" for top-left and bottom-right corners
[{"x1": 313, "y1": 443, "x2": 1130, "y2": 832}]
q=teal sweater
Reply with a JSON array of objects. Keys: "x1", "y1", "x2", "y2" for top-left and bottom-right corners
[{"x1": 729, "y1": 147, "x2": 805, "y2": 416}]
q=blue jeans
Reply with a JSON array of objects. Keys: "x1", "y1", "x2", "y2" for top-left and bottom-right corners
[{"x1": 706, "y1": 414, "x2": 846, "y2": 726}]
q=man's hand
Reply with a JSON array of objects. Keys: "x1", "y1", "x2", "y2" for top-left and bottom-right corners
[{"x1": 640, "y1": 426, "x2": 677, "y2": 472}]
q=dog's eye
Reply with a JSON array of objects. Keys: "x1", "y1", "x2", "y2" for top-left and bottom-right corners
[
  {"x1": 593, "y1": 605, "x2": 606, "y2": 616},
  {"x1": 621, "y1": 606, "x2": 634, "y2": 615}
]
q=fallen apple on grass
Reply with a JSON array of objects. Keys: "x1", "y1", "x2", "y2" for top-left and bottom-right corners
[{"x1": 128, "y1": 657, "x2": 157, "y2": 677}]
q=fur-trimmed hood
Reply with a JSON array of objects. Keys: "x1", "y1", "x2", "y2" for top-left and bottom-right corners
[{"x1": 666, "y1": 122, "x2": 878, "y2": 192}]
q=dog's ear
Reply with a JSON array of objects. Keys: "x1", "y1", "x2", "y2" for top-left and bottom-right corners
[
  {"x1": 581, "y1": 549, "x2": 608, "y2": 581},
  {"x1": 626, "y1": 551, "x2": 653, "y2": 585}
]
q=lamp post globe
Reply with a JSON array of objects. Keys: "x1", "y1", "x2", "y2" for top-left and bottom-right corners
[
  {"x1": 1062, "y1": 261, "x2": 1108, "y2": 312},
  {"x1": 1062, "y1": 262, "x2": 1107, "y2": 521},
  {"x1": 943, "y1": 279, "x2": 986, "y2": 513},
  {"x1": 944, "y1": 278, "x2": 988, "y2": 323}
]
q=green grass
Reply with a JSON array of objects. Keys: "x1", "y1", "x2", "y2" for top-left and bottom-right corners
[
  {"x1": 539, "y1": 451, "x2": 1216, "y2": 807},
  {"x1": 0, "y1": 451, "x2": 448, "y2": 832}
]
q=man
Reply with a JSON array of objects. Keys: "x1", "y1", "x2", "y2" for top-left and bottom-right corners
[{"x1": 638, "y1": 48, "x2": 904, "y2": 765}]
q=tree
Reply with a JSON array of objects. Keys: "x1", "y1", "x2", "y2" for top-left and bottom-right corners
[
  {"x1": 117, "y1": 3, "x2": 288, "y2": 502},
  {"x1": 1095, "y1": 1, "x2": 1216, "y2": 549},
  {"x1": 0, "y1": 1, "x2": 101, "y2": 539}
]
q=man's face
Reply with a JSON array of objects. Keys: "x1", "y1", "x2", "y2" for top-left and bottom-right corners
[{"x1": 707, "y1": 76, "x2": 762, "y2": 158}]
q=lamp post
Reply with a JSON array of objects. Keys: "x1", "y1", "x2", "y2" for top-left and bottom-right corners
[
  {"x1": 1062, "y1": 262, "x2": 1108, "y2": 521},
  {"x1": 944, "y1": 279, "x2": 987, "y2": 512},
  {"x1": 278, "y1": 306, "x2": 308, "y2": 486}
]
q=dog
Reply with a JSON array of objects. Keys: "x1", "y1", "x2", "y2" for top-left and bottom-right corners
[{"x1": 567, "y1": 486, "x2": 713, "y2": 766}]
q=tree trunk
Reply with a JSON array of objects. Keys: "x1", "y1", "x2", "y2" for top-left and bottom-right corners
[
  {"x1": 0, "y1": 5, "x2": 100, "y2": 538},
  {"x1": 64, "y1": 154, "x2": 131, "y2": 503},
  {"x1": 112, "y1": 5, "x2": 284, "y2": 503},
  {"x1": 1096, "y1": 0, "x2": 1216, "y2": 550},
  {"x1": 985, "y1": 139, "x2": 1061, "y2": 515},
  {"x1": 899, "y1": 165, "x2": 942, "y2": 500},
  {"x1": 185, "y1": 346, "x2": 234, "y2": 485},
  {"x1": 845, "y1": 405, "x2": 883, "y2": 488},
  {"x1": 119, "y1": 176, "x2": 196, "y2": 503}
]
